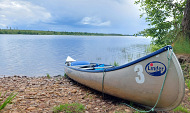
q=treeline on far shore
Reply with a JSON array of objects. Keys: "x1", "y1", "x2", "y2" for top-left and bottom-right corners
[{"x1": 0, "y1": 29, "x2": 132, "y2": 36}]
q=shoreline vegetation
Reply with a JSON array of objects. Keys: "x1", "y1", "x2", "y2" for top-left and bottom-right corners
[{"x1": 0, "y1": 29, "x2": 135, "y2": 36}]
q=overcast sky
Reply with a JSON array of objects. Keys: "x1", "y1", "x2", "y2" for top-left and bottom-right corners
[{"x1": 0, "y1": 0, "x2": 148, "y2": 34}]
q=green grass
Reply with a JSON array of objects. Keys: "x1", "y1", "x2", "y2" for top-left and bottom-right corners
[
  {"x1": 173, "y1": 34, "x2": 190, "y2": 54},
  {"x1": 46, "y1": 73, "x2": 51, "y2": 79},
  {"x1": 114, "y1": 61, "x2": 119, "y2": 66},
  {"x1": 64, "y1": 73, "x2": 68, "y2": 78},
  {"x1": 186, "y1": 80, "x2": 190, "y2": 90},
  {"x1": 173, "y1": 105, "x2": 189, "y2": 113},
  {"x1": 53, "y1": 103, "x2": 85, "y2": 113},
  {"x1": 115, "y1": 110, "x2": 126, "y2": 113},
  {"x1": 110, "y1": 61, "x2": 119, "y2": 66},
  {"x1": 147, "y1": 44, "x2": 166, "y2": 52},
  {"x1": 188, "y1": 97, "x2": 190, "y2": 101},
  {"x1": 146, "y1": 33, "x2": 190, "y2": 54},
  {"x1": 0, "y1": 92, "x2": 17, "y2": 110}
]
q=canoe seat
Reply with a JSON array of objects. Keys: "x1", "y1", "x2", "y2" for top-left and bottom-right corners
[
  {"x1": 70, "y1": 62, "x2": 113, "y2": 70},
  {"x1": 71, "y1": 61, "x2": 90, "y2": 66}
]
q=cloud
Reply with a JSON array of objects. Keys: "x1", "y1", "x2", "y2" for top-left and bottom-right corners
[
  {"x1": 80, "y1": 17, "x2": 111, "y2": 26},
  {"x1": 0, "y1": 0, "x2": 148, "y2": 34},
  {"x1": 0, "y1": 0, "x2": 51, "y2": 28}
]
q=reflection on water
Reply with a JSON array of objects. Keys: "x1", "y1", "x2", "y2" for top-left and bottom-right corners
[
  {"x1": 0, "y1": 35, "x2": 151, "y2": 77},
  {"x1": 106, "y1": 44, "x2": 151, "y2": 65}
]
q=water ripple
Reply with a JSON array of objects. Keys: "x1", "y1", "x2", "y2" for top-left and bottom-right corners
[{"x1": 0, "y1": 35, "x2": 151, "y2": 77}]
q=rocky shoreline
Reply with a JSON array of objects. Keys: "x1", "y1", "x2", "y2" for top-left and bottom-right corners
[{"x1": 0, "y1": 75, "x2": 189, "y2": 113}]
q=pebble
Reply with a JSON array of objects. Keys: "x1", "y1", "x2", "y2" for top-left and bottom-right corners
[
  {"x1": 96, "y1": 99, "x2": 101, "y2": 103},
  {"x1": 86, "y1": 105, "x2": 92, "y2": 109},
  {"x1": 125, "y1": 109, "x2": 131, "y2": 113},
  {"x1": 27, "y1": 106, "x2": 36, "y2": 110},
  {"x1": 71, "y1": 89, "x2": 77, "y2": 93},
  {"x1": 12, "y1": 111, "x2": 20, "y2": 113},
  {"x1": 81, "y1": 100, "x2": 86, "y2": 103}
]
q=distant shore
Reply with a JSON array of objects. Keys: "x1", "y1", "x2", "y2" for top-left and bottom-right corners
[{"x1": 0, "y1": 29, "x2": 136, "y2": 36}]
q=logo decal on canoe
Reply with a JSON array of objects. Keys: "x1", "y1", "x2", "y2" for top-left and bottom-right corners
[{"x1": 145, "y1": 61, "x2": 166, "y2": 76}]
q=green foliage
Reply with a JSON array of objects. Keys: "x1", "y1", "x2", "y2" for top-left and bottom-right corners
[
  {"x1": 134, "y1": 111, "x2": 140, "y2": 113},
  {"x1": 0, "y1": 29, "x2": 124, "y2": 36},
  {"x1": 173, "y1": 105, "x2": 189, "y2": 113},
  {"x1": 173, "y1": 34, "x2": 190, "y2": 54},
  {"x1": 53, "y1": 103, "x2": 85, "y2": 113},
  {"x1": 146, "y1": 44, "x2": 166, "y2": 52},
  {"x1": 129, "y1": 102, "x2": 134, "y2": 107},
  {"x1": 64, "y1": 73, "x2": 68, "y2": 78},
  {"x1": 115, "y1": 110, "x2": 127, "y2": 113},
  {"x1": 46, "y1": 73, "x2": 51, "y2": 79},
  {"x1": 186, "y1": 79, "x2": 190, "y2": 90},
  {"x1": 0, "y1": 92, "x2": 17, "y2": 110},
  {"x1": 188, "y1": 97, "x2": 190, "y2": 101},
  {"x1": 135, "y1": 0, "x2": 186, "y2": 47},
  {"x1": 114, "y1": 61, "x2": 119, "y2": 66}
]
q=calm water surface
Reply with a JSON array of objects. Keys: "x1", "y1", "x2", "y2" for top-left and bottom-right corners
[{"x1": 0, "y1": 35, "x2": 151, "y2": 77}]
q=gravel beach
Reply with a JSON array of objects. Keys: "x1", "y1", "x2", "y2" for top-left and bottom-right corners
[{"x1": 0, "y1": 75, "x2": 189, "y2": 113}]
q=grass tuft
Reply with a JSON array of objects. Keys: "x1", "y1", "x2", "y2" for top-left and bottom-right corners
[
  {"x1": 186, "y1": 80, "x2": 190, "y2": 90},
  {"x1": 173, "y1": 34, "x2": 190, "y2": 54},
  {"x1": 0, "y1": 92, "x2": 18, "y2": 110},
  {"x1": 64, "y1": 73, "x2": 68, "y2": 78},
  {"x1": 53, "y1": 103, "x2": 85, "y2": 113},
  {"x1": 147, "y1": 44, "x2": 165, "y2": 52},
  {"x1": 113, "y1": 61, "x2": 119, "y2": 66},
  {"x1": 173, "y1": 105, "x2": 189, "y2": 113},
  {"x1": 46, "y1": 73, "x2": 51, "y2": 79}
]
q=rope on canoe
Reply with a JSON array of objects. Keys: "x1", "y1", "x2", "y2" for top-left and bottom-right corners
[
  {"x1": 102, "y1": 68, "x2": 106, "y2": 98},
  {"x1": 121, "y1": 47, "x2": 173, "y2": 112}
]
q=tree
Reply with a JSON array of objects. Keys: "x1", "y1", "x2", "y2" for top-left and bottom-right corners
[
  {"x1": 135, "y1": 0, "x2": 189, "y2": 46},
  {"x1": 182, "y1": 0, "x2": 190, "y2": 39}
]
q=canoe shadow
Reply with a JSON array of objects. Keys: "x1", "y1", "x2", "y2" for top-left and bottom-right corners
[{"x1": 65, "y1": 76, "x2": 158, "y2": 113}]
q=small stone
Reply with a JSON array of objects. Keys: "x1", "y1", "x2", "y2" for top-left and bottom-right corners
[
  {"x1": 27, "y1": 106, "x2": 36, "y2": 110},
  {"x1": 94, "y1": 107, "x2": 99, "y2": 110},
  {"x1": 40, "y1": 92, "x2": 46, "y2": 96},
  {"x1": 81, "y1": 100, "x2": 86, "y2": 103},
  {"x1": 86, "y1": 105, "x2": 92, "y2": 109},
  {"x1": 125, "y1": 109, "x2": 131, "y2": 113},
  {"x1": 29, "y1": 92, "x2": 37, "y2": 95},
  {"x1": 96, "y1": 99, "x2": 101, "y2": 103},
  {"x1": 12, "y1": 111, "x2": 20, "y2": 113},
  {"x1": 102, "y1": 105, "x2": 106, "y2": 108},
  {"x1": 71, "y1": 89, "x2": 77, "y2": 93},
  {"x1": 49, "y1": 91, "x2": 54, "y2": 94},
  {"x1": 188, "y1": 93, "x2": 190, "y2": 96},
  {"x1": 39, "y1": 103, "x2": 46, "y2": 108}
]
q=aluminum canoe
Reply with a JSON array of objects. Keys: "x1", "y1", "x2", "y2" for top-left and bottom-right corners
[{"x1": 64, "y1": 45, "x2": 185, "y2": 111}]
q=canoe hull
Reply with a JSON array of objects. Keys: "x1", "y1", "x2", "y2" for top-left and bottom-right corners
[{"x1": 64, "y1": 49, "x2": 184, "y2": 111}]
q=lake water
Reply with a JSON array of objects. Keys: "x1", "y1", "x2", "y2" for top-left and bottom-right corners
[{"x1": 0, "y1": 35, "x2": 151, "y2": 77}]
